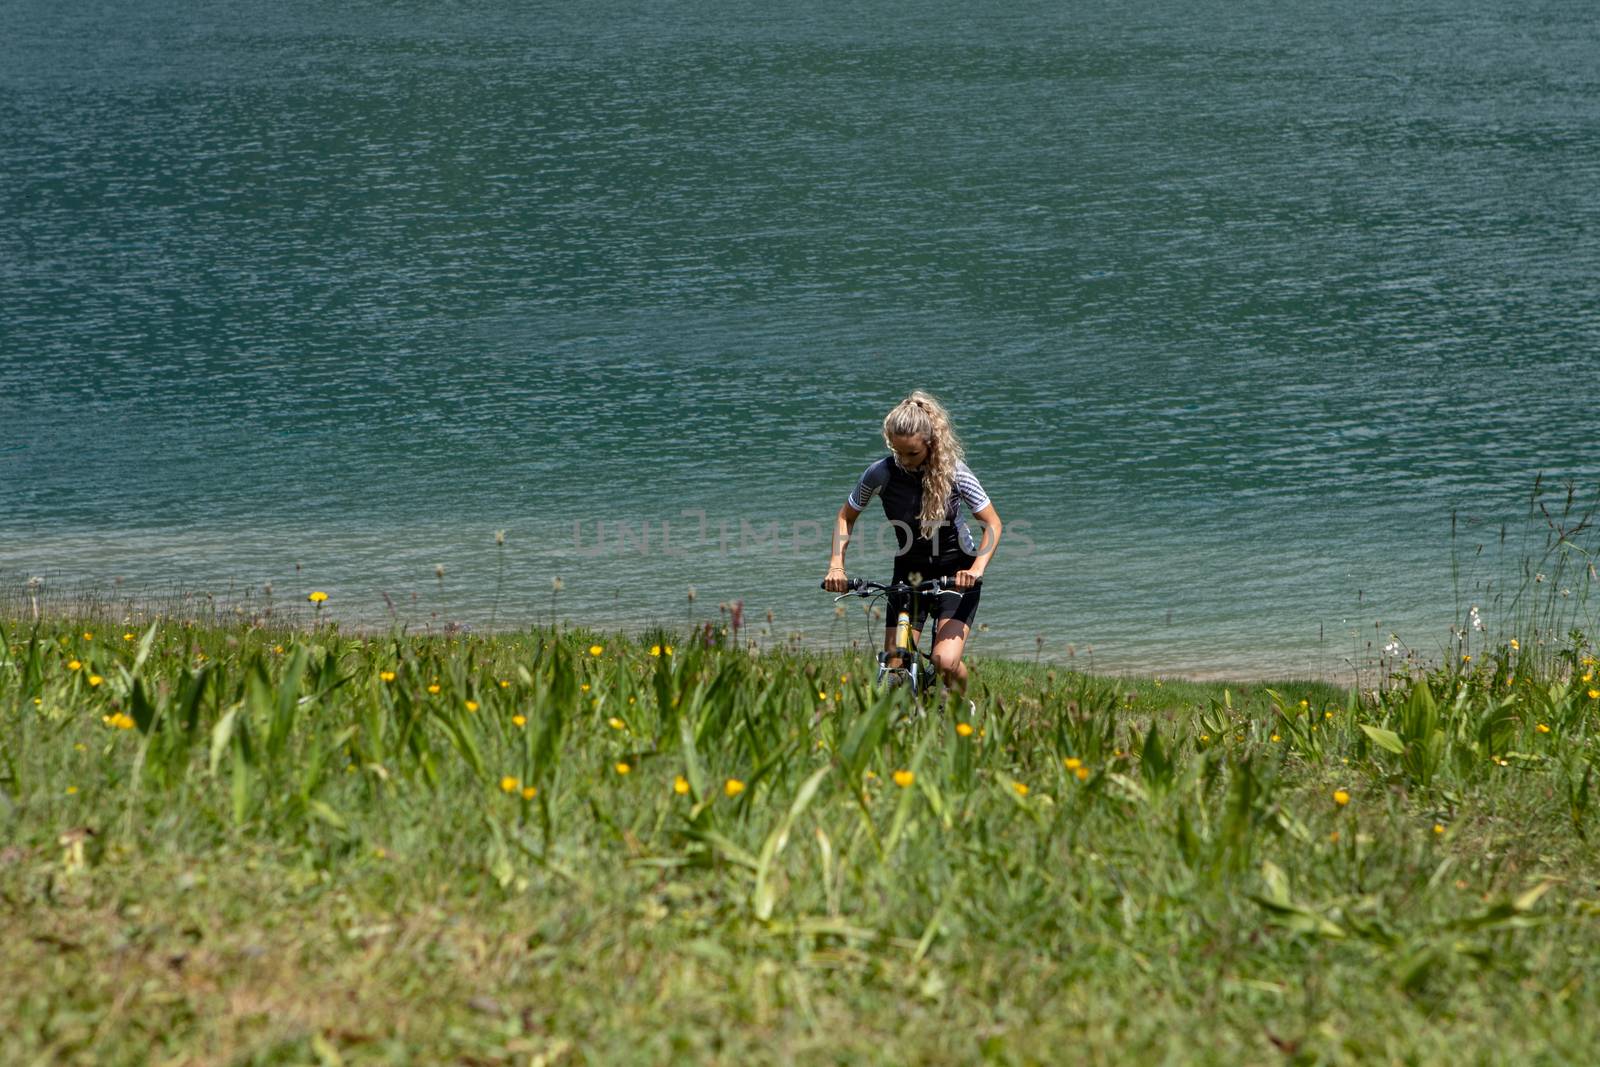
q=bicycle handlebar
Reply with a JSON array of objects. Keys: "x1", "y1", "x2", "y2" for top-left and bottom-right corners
[{"x1": 820, "y1": 575, "x2": 980, "y2": 596}]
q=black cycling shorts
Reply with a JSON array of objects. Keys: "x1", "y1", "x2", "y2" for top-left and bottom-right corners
[{"x1": 888, "y1": 555, "x2": 981, "y2": 634}]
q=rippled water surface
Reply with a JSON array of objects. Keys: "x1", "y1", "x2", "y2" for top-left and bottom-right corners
[{"x1": 4, "y1": 0, "x2": 1599, "y2": 675}]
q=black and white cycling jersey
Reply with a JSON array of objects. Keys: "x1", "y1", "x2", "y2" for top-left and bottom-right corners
[{"x1": 844, "y1": 456, "x2": 990, "y2": 565}]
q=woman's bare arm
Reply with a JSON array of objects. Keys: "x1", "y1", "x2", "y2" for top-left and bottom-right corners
[
  {"x1": 823, "y1": 503, "x2": 860, "y2": 591},
  {"x1": 956, "y1": 502, "x2": 1002, "y2": 589}
]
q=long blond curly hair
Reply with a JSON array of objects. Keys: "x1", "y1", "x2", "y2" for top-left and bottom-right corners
[{"x1": 882, "y1": 390, "x2": 964, "y2": 538}]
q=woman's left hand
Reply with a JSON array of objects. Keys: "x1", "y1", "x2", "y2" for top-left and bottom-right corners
[{"x1": 953, "y1": 570, "x2": 983, "y2": 590}]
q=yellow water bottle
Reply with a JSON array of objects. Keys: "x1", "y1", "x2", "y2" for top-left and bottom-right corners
[{"x1": 894, "y1": 610, "x2": 911, "y2": 651}]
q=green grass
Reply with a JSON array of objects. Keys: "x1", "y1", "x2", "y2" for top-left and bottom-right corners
[{"x1": 3, "y1": 616, "x2": 1600, "y2": 1065}]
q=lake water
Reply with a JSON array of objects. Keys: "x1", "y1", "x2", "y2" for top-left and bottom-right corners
[{"x1": 4, "y1": 0, "x2": 1599, "y2": 677}]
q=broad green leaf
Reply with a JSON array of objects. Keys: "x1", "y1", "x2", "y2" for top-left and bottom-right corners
[
  {"x1": 209, "y1": 703, "x2": 242, "y2": 778},
  {"x1": 689, "y1": 829, "x2": 760, "y2": 871},
  {"x1": 753, "y1": 765, "x2": 831, "y2": 920},
  {"x1": 1260, "y1": 860, "x2": 1291, "y2": 905},
  {"x1": 678, "y1": 706, "x2": 706, "y2": 801},
  {"x1": 1247, "y1": 894, "x2": 1347, "y2": 939},
  {"x1": 1361, "y1": 724, "x2": 1406, "y2": 754},
  {"x1": 129, "y1": 678, "x2": 158, "y2": 734},
  {"x1": 230, "y1": 743, "x2": 252, "y2": 825},
  {"x1": 1514, "y1": 880, "x2": 1555, "y2": 912},
  {"x1": 307, "y1": 800, "x2": 347, "y2": 831},
  {"x1": 131, "y1": 622, "x2": 159, "y2": 676}
]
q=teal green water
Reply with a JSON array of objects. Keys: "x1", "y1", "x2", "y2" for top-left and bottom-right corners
[{"x1": 4, "y1": 1, "x2": 1599, "y2": 676}]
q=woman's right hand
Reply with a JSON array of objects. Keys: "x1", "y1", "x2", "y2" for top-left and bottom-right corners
[{"x1": 823, "y1": 566, "x2": 849, "y2": 593}]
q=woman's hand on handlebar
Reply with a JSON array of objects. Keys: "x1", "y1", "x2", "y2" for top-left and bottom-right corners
[
  {"x1": 952, "y1": 569, "x2": 983, "y2": 590},
  {"x1": 823, "y1": 566, "x2": 850, "y2": 593}
]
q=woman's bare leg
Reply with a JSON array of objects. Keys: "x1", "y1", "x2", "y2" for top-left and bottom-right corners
[{"x1": 930, "y1": 618, "x2": 971, "y2": 694}]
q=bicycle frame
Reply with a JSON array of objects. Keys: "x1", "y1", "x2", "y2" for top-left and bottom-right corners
[{"x1": 824, "y1": 576, "x2": 974, "y2": 701}]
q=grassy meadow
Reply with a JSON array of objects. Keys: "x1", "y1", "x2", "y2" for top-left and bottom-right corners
[{"x1": 4, "y1": 607, "x2": 1600, "y2": 1065}]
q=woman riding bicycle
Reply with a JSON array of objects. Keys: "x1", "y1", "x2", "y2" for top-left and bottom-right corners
[{"x1": 822, "y1": 391, "x2": 1002, "y2": 701}]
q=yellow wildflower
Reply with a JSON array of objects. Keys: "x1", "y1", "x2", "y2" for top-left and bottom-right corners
[
  {"x1": 1013, "y1": 782, "x2": 1030, "y2": 797},
  {"x1": 580, "y1": 683, "x2": 591, "y2": 692},
  {"x1": 608, "y1": 717, "x2": 625, "y2": 731},
  {"x1": 427, "y1": 684, "x2": 441, "y2": 694},
  {"x1": 589, "y1": 644, "x2": 603, "y2": 656},
  {"x1": 465, "y1": 700, "x2": 479, "y2": 712},
  {"x1": 1434, "y1": 823, "x2": 1445, "y2": 834},
  {"x1": 818, "y1": 690, "x2": 828, "y2": 701},
  {"x1": 87, "y1": 675, "x2": 103, "y2": 687},
  {"x1": 673, "y1": 775, "x2": 690, "y2": 795},
  {"x1": 1064, "y1": 757, "x2": 1082, "y2": 770},
  {"x1": 956, "y1": 723, "x2": 974, "y2": 737},
  {"x1": 522, "y1": 786, "x2": 537, "y2": 800},
  {"x1": 1333, "y1": 789, "x2": 1350, "y2": 806},
  {"x1": 1200, "y1": 734, "x2": 1210, "y2": 743},
  {"x1": 1462, "y1": 654, "x2": 1471, "y2": 663},
  {"x1": 379, "y1": 670, "x2": 396, "y2": 682},
  {"x1": 67, "y1": 660, "x2": 82, "y2": 671},
  {"x1": 1536, "y1": 723, "x2": 1551, "y2": 734},
  {"x1": 1590, "y1": 689, "x2": 1600, "y2": 700},
  {"x1": 82, "y1": 632, "x2": 93, "y2": 641},
  {"x1": 615, "y1": 762, "x2": 632, "y2": 776},
  {"x1": 650, "y1": 645, "x2": 661, "y2": 656},
  {"x1": 499, "y1": 776, "x2": 519, "y2": 793},
  {"x1": 308, "y1": 591, "x2": 328, "y2": 603},
  {"x1": 512, "y1": 714, "x2": 526, "y2": 727},
  {"x1": 724, "y1": 778, "x2": 745, "y2": 797},
  {"x1": 499, "y1": 679, "x2": 510, "y2": 688},
  {"x1": 893, "y1": 770, "x2": 915, "y2": 788},
  {"x1": 1074, "y1": 765, "x2": 1090, "y2": 781},
  {"x1": 104, "y1": 713, "x2": 135, "y2": 730},
  {"x1": 122, "y1": 632, "x2": 134, "y2": 641},
  {"x1": 66, "y1": 786, "x2": 78, "y2": 795},
  {"x1": 1329, "y1": 830, "x2": 1340, "y2": 843},
  {"x1": 1510, "y1": 638, "x2": 1520, "y2": 651},
  {"x1": 1270, "y1": 733, "x2": 1281, "y2": 742}
]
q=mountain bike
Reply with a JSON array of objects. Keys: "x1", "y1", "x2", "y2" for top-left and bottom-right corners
[{"x1": 822, "y1": 576, "x2": 973, "y2": 708}]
